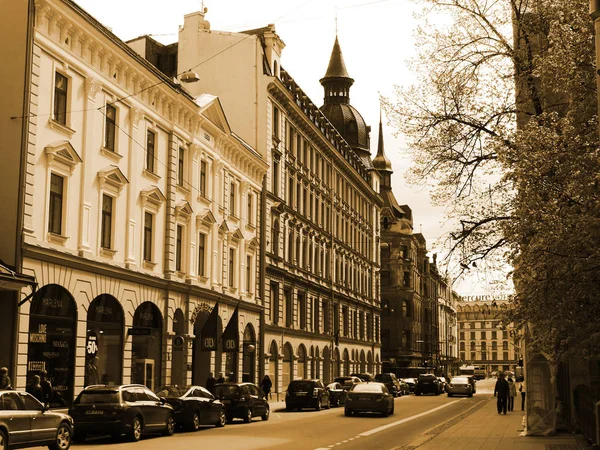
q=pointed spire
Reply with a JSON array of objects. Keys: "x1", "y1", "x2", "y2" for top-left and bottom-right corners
[
  {"x1": 373, "y1": 109, "x2": 393, "y2": 173},
  {"x1": 322, "y1": 36, "x2": 352, "y2": 80}
]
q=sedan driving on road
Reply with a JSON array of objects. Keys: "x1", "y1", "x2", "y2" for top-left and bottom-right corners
[
  {"x1": 285, "y1": 380, "x2": 330, "y2": 411},
  {"x1": 213, "y1": 382, "x2": 269, "y2": 423},
  {"x1": 344, "y1": 382, "x2": 395, "y2": 417},
  {"x1": 415, "y1": 374, "x2": 442, "y2": 396},
  {"x1": 446, "y1": 377, "x2": 473, "y2": 397},
  {"x1": 0, "y1": 390, "x2": 73, "y2": 450},
  {"x1": 155, "y1": 385, "x2": 226, "y2": 430},
  {"x1": 68, "y1": 384, "x2": 175, "y2": 442}
]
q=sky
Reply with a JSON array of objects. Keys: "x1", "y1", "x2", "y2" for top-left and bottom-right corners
[{"x1": 74, "y1": 0, "x2": 501, "y2": 296}]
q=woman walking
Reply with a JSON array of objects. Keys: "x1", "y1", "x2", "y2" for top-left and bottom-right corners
[
  {"x1": 519, "y1": 378, "x2": 526, "y2": 411},
  {"x1": 261, "y1": 375, "x2": 272, "y2": 400},
  {"x1": 507, "y1": 377, "x2": 517, "y2": 411}
]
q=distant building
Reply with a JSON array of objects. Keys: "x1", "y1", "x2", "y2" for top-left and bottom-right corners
[{"x1": 456, "y1": 297, "x2": 520, "y2": 375}]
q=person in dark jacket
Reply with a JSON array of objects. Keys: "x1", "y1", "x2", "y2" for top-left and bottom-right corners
[
  {"x1": 26, "y1": 375, "x2": 44, "y2": 403},
  {"x1": 0, "y1": 367, "x2": 12, "y2": 390},
  {"x1": 206, "y1": 372, "x2": 216, "y2": 393},
  {"x1": 260, "y1": 375, "x2": 272, "y2": 400},
  {"x1": 39, "y1": 370, "x2": 53, "y2": 406},
  {"x1": 494, "y1": 372, "x2": 509, "y2": 414}
]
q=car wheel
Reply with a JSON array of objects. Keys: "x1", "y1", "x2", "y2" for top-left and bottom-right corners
[
  {"x1": 382, "y1": 407, "x2": 389, "y2": 417},
  {"x1": 448, "y1": 393, "x2": 453, "y2": 397},
  {"x1": 190, "y1": 411, "x2": 201, "y2": 431},
  {"x1": 48, "y1": 422, "x2": 72, "y2": 450},
  {"x1": 226, "y1": 415, "x2": 234, "y2": 424},
  {"x1": 325, "y1": 397, "x2": 331, "y2": 409},
  {"x1": 0, "y1": 429, "x2": 6, "y2": 450},
  {"x1": 128, "y1": 416, "x2": 143, "y2": 442},
  {"x1": 216, "y1": 408, "x2": 226, "y2": 427},
  {"x1": 243, "y1": 407, "x2": 253, "y2": 423},
  {"x1": 344, "y1": 408, "x2": 352, "y2": 417},
  {"x1": 468, "y1": 393, "x2": 473, "y2": 397},
  {"x1": 390, "y1": 403, "x2": 394, "y2": 415},
  {"x1": 163, "y1": 413, "x2": 175, "y2": 436},
  {"x1": 315, "y1": 397, "x2": 322, "y2": 411},
  {"x1": 261, "y1": 405, "x2": 270, "y2": 421}
]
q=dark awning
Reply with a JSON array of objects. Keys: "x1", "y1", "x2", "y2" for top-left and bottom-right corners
[{"x1": 0, "y1": 261, "x2": 37, "y2": 291}]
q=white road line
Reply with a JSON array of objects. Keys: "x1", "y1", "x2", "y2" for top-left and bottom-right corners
[{"x1": 358, "y1": 400, "x2": 461, "y2": 437}]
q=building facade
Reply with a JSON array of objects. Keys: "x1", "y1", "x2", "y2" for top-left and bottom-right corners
[
  {"x1": 142, "y1": 11, "x2": 384, "y2": 394},
  {"x1": 456, "y1": 296, "x2": 520, "y2": 376},
  {"x1": 2, "y1": 0, "x2": 267, "y2": 405}
]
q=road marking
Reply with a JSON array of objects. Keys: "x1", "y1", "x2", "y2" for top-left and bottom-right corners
[{"x1": 358, "y1": 400, "x2": 461, "y2": 437}]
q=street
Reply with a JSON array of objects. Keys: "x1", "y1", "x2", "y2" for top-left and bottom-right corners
[{"x1": 59, "y1": 379, "x2": 496, "y2": 450}]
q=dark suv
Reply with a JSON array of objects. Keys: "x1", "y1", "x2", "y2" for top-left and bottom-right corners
[
  {"x1": 213, "y1": 382, "x2": 269, "y2": 423},
  {"x1": 285, "y1": 379, "x2": 330, "y2": 411},
  {"x1": 375, "y1": 373, "x2": 402, "y2": 397},
  {"x1": 414, "y1": 374, "x2": 442, "y2": 396},
  {"x1": 69, "y1": 384, "x2": 175, "y2": 442}
]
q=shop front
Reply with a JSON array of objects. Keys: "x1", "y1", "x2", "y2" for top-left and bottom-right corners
[
  {"x1": 85, "y1": 294, "x2": 124, "y2": 386},
  {"x1": 26, "y1": 284, "x2": 76, "y2": 407},
  {"x1": 130, "y1": 302, "x2": 163, "y2": 390}
]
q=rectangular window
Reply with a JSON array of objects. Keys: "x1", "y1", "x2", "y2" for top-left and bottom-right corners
[
  {"x1": 403, "y1": 272, "x2": 410, "y2": 287},
  {"x1": 198, "y1": 233, "x2": 206, "y2": 277},
  {"x1": 492, "y1": 352, "x2": 497, "y2": 361},
  {"x1": 104, "y1": 104, "x2": 116, "y2": 151},
  {"x1": 270, "y1": 282, "x2": 279, "y2": 324},
  {"x1": 178, "y1": 147, "x2": 185, "y2": 186},
  {"x1": 272, "y1": 106, "x2": 280, "y2": 139},
  {"x1": 272, "y1": 159, "x2": 279, "y2": 196},
  {"x1": 503, "y1": 352, "x2": 509, "y2": 361},
  {"x1": 246, "y1": 255, "x2": 252, "y2": 292},
  {"x1": 247, "y1": 192, "x2": 253, "y2": 225},
  {"x1": 230, "y1": 182, "x2": 236, "y2": 216},
  {"x1": 146, "y1": 130, "x2": 155, "y2": 172},
  {"x1": 342, "y1": 306, "x2": 349, "y2": 337},
  {"x1": 176, "y1": 225, "x2": 183, "y2": 271},
  {"x1": 470, "y1": 331, "x2": 476, "y2": 340},
  {"x1": 48, "y1": 173, "x2": 64, "y2": 234},
  {"x1": 285, "y1": 290, "x2": 293, "y2": 327},
  {"x1": 143, "y1": 212, "x2": 153, "y2": 261},
  {"x1": 101, "y1": 194, "x2": 113, "y2": 249},
  {"x1": 53, "y1": 72, "x2": 68, "y2": 125},
  {"x1": 481, "y1": 331, "x2": 486, "y2": 339},
  {"x1": 299, "y1": 293, "x2": 306, "y2": 330},
  {"x1": 228, "y1": 248, "x2": 235, "y2": 287},
  {"x1": 491, "y1": 331, "x2": 497, "y2": 340},
  {"x1": 313, "y1": 297, "x2": 320, "y2": 333},
  {"x1": 200, "y1": 160, "x2": 207, "y2": 196}
]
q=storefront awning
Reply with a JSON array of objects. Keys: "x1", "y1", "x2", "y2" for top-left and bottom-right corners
[{"x1": 0, "y1": 261, "x2": 37, "y2": 291}]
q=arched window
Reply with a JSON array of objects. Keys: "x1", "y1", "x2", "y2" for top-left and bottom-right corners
[{"x1": 470, "y1": 341, "x2": 476, "y2": 350}]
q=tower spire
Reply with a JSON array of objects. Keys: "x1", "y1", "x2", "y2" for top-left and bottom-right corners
[{"x1": 373, "y1": 109, "x2": 393, "y2": 177}]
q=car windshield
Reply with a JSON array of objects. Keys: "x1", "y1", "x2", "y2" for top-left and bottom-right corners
[
  {"x1": 76, "y1": 391, "x2": 120, "y2": 404},
  {"x1": 155, "y1": 386, "x2": 188, "y2": 397},
  {"x1": 451, "y1": 378, "x2": 469, "y2": 384},
  {"x1": 375, "y1": 374, "x2": 391, "y2": 382},
  {"x1": 335, "y1": 378, "x2": 355, "y2": 385},
  {"x1": 288, "y1": 382, "x2": 312, "y2": 392},
  {"x1": 214, "y1": 385, "x2": 239, "y2": 399},
  {"x1": 351, "y1": 383, "x2": 383, "y2": 393}
]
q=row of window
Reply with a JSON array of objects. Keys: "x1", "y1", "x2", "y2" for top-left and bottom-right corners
[
  {"x1": 459, "y1": 321, "x2": 505, "y2": 329},
  {"x1": 459, "y1": 352, "x2": 513, "y2": 362},
  {"x1": 459, "y1": 331, "x2": 509, "y2": 340},
  {"x1": 459, "y1": 341, "x2": 511, "y2": 351}
]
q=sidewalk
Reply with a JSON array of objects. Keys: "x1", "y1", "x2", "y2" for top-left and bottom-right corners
[{"x1": 415, "y1": 396, "x2": 589, "y2": 450}]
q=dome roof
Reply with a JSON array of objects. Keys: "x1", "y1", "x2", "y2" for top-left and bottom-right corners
[{"x1": 320, "y1": 102, "x2": 370, "y2": 154}]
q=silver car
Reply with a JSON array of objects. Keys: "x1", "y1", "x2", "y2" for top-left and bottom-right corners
[
  {"x1": 447, "y1": 377, "x2": 473, "y2": 397},
  {"x1": 0, "y1": 390, "x2": 73, "y2": 450}
]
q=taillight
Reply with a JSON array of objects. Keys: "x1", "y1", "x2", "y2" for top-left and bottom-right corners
[{"x1": 312, "y1": 389, "x2": 318, "y2": 398}]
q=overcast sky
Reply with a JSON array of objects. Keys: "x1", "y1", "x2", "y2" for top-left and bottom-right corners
[{"x1": 74, "y1": 0, "x2": 501, "y2": 295}]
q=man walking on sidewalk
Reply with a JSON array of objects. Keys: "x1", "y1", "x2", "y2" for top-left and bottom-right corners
[{"x1": 494, "y1": 372, "x2": 509, "y2": 415}]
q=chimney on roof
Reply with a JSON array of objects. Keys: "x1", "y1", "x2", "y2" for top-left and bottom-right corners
[{"x1": 182, "y1": 9, "x2": 211, "y2": 33}]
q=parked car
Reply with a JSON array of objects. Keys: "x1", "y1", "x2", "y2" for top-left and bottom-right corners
[
  {"x1": 69, "y1": 384, "x2": 174, "y2": 442},
  {"x1": 464, "y1": 375, "x2": 477, "y2": 393},
  {"x1": 334, "y1": 376, "x2": 362, "y2": 391},
  {"x1": 398, "y1": 378, "x2": 410, "y2": 396},
  {"x1": 437, "y1": 377, "x2": 448, "y2": 392},
  {"x1": 285, "y1": 379, "x2": 330, "y2": 411},
  {"x1": 446, "y1": 377, "x2": 473, "y2": 397},
  {"x1": 0, "y1": 390, "x2": 73, "y2": 450},
  {"x1": 213, "y1": 382, "x2": 269, "y2": 423},
  {"x1": 415, "y1": 374, "x2": 442, "y2": 396},
  {"x1": 154, "y1": 385, "x2": 226, "y2": 430},
  {"x1": 403, "y1": 378, "x2": 416, "y2": 393},
  {"x1": 344, "y1": 382, "x2": 395, "y2": 417},
  {"x1": 326, "y1": 382, "x2": 347, "y2": 407},
  {"x1": 350, "y1": 373, "x2": 374, "y2": 382},
  {"x1": 374, "y1": 373, "x2": 402, "y2": 397}
]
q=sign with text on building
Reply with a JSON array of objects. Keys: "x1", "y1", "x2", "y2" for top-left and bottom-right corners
[{"x1": 86, "y1": 332, "x2": 98, "y2": 356}]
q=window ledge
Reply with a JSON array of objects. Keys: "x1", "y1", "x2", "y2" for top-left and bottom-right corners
[
  {"x1": 142, "y1": 169, "x2": 160, "y2": 182},
  {"x1": 176, "y1": 185, "x2": 190, "y2": 195},
  {"x1": 100, "y1": 247, "x2": 117, "y2": 258},
  {"x1": 245, "y1": 222, "x2": 256, "y2": 232},
  {"x1": 47, "y1": 232, "x2": 68, "y2": 245},
  {"x1": 143, "y1": 260, "x2": 157, "y2": 270},
  {"x1": 197, "y1": 275, "x2": 209, "y2": 283},
  {"x1": 100, "y1": 147, "x2": 123, "y2": 162},
  {"x1": 48, "y1": 119, "x2": 76, "y2": 138},
  {"x1": 197, "y1": 193, "x2": 211, "y2": 204}
]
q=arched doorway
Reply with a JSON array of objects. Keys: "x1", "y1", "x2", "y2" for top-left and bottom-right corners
[
  {"x1": 343, "y1": 349, "x2": 350, "y2": 376},
  {"x1": 315, "y1": 346, "x2": 321, "y2": 379},
  {"x1": 323, "y1": 346, "x2": 331, "y2": 383},
  {"x1": 27, "y1": 284, "x2": 77, "y2": 406},
  {"x1": 192, "y1": 307, "x2": 223, "y2": 386},
  {"x1": 360, "y1": 350, "x2": 366, "y2": 373},
  {"x1": 282, "y1": 343, "x2": 293, "y2": 389},
  {"x1": 297, "y1": 345, "x2": 307, "y2": 379},
  {"x1": 131, "y1": 302, "x2": 163, "y2": 390},
  {"x1": 333, "y1": 348, "x2": 341, "y2": 379},
  {"x1": 367, "y1": 351, "x2": 373, "y2": 374},
  {"x1": 171, "y1": 309, "x2": 186, "y2": 386},
  {"x1": 86, "y1": 294, "x2": 124, "y2": 387},
  {"x1": 269, "y1": 341, "x2": 279, "y2": 394},
  {"x1": 242, "y1": 324, "x2": 256, "y2": 383}
]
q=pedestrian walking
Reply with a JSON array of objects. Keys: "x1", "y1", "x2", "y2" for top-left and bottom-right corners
[
  {"x1": 507, "y1": 377, "x2": 517, "y2": 411},
  {"x1": 206, "y1": 372, "x2": 216, "y2": 393},
  {"x1": 0, "y1": 367, "x2": 12, "y2": 390},
  {"x1": 261, "y1": 375, "x2": 272, "y2": 400},
  {"x1": 519, "y1": 378, "x2": 527, "y2": 411},
  {"x1": 215, "y1": 372, "x2": 225, "y2": 384},
  {"x1": 26, "y1": 375, "x2": 44, "y2": 403},
  {"x1": 39, "y1": 370, "x2": 53, "y2": 406},
  {"x1": 494, "y1": 372, "x2": 509, "y2": 415}
]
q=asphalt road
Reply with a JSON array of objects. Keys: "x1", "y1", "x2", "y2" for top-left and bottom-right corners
[{"x1": 65, "y1": 379, "x2": 496, "y2": 450}]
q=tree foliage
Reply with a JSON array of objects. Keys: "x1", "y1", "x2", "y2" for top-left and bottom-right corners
[{"x1": 383, "y1": 0, "x2": 600, "y2": 361}]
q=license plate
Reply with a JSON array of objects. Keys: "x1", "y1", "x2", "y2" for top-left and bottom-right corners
[
  {"x1": 85, "y1": 410, "x2": 104, "y2": 415},
  {"x1": 359, "y1": 397, "x2": 371, "y2": 401},
  {"x1": 295, "y1": 392, "x2": 306, "y2": 396}
]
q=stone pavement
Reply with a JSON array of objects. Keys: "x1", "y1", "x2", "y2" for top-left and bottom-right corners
[{"x1": 413, "y1": 396, "x2": 588, "y2": 450}]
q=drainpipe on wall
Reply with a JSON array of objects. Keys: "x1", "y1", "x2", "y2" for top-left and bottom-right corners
[{"x1": 258, "y1": 174, "x2": 267, "y2": 382}]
